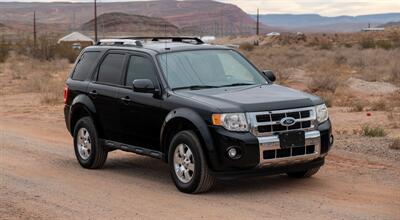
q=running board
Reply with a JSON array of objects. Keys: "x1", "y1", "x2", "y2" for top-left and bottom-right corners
[{"x1": 102, "y1": 139, "x2": 163, "y2": 159}]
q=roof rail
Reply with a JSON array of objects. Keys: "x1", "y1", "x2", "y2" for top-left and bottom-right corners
[
  {"x1": 97, "y1": 39, "x2": 143, "y2": 47},
  {"x1": 121, "y1": 36, "x2": 204, "y2": 45}
]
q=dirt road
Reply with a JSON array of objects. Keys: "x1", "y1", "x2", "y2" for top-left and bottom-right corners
[{"x1": 1, "y1": 93, "x2": 399, "y2": 220}]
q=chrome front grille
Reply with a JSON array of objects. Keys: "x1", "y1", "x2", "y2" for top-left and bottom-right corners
[{"x1": 247, "y1": 107, "x2": 317, "y2": 137}]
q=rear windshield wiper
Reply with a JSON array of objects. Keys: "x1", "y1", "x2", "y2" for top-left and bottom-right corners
[
  {"x1": 219, "y1": 83, "x2": 256, "y2": 88},
  {"x1": 172, "y1": 85, "x2": 220, "y2": 90}
]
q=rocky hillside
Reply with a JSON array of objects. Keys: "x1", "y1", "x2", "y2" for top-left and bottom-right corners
[
  {"x1": 0, "y1": 1, "x2": 271, "y2": 35},
  {"x1": 80, "y1": 13, "x2": 178, "y2": 35}
]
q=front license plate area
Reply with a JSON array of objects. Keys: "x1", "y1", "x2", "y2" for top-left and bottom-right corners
[{"x1": 279, "y1": 131, "x2": 305, "y2": 149}]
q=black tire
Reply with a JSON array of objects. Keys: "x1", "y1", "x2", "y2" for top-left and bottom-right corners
[
  {"x1": 168, "y1": 130, "x2": 216, "y2": 194},
  {"x1": 286, "y1": 167, "x2": 320, "y2": 178},
  {"x1": 73, "y1": 116, "x2": 108, "y2": 169}
]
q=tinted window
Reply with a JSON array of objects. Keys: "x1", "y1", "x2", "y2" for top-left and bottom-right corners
[
  {"x1": 125, "y1": 56, "x2": 157, "y2": 87},
  {"x1": 97, "y1": 53, "x2": 125, "y2": 85},
  {"x1": 72, "y1": 52, "x2": 100, "y2": 81}
]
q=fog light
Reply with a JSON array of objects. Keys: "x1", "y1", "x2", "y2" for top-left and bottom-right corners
[
  {"x1": 227, "y1": 147, "x2": 241, "y2": 159},
  {"x1": 330, "y1": 135, "x2": 334, "y2": 145}
]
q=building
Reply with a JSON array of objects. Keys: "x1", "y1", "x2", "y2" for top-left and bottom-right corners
[
  {"x1": 361, "y1": 27, "x2": 385, "y2": 32},
  {"x1": 58, "y1": 32, "x2": 95, "y2": 50}
]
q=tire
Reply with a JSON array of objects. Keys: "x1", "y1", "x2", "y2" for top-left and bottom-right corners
[
  {"x1": 73, "y1": 116, "x2": 108, "y2": 169},
  {"x1": 168, "y1": 130, "x2": 216, "y2": 194},
  {"x1": 286, "y1": 167, "x2": 320, "y2": 178}
]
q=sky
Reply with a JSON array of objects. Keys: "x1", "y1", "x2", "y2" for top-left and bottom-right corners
[{"x1": 0, "y1": 0, "x2": 399, "y2": 16}]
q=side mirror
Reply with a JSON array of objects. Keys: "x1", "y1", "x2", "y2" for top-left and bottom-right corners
[
  {"x1": 263, "y1": 70, "x2": 276, "y2": 82},
  {"x1": 132, "y1": 79, "x2": 158, "y2": 94}
]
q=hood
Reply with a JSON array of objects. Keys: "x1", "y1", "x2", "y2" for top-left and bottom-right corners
[{"x1": 174, "y1": 84, "x2": 323, "y2": 112}]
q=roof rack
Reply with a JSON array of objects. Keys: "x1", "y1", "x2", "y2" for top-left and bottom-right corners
[
  {"x1": 97, "y1": 39, "x2": 143, "y2": 47},
  {"x1": 121, "y1": 36, "x2": 204, "y2": 45}
]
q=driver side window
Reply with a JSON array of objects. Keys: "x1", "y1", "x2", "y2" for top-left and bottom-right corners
[{"x1": 125, "y1": 55, "x2": 157, "y2": 87}]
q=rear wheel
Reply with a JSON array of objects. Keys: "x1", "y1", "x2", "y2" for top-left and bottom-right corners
[
  {"x1": 286, "y1": 167, "x2": 320, "y2": 178},
  {"x1": 73, "y1": 117, "x2": 108, "y2": 169},
  {"x1": 168, "y1": 130, "x2": 216, "y2": 194}
]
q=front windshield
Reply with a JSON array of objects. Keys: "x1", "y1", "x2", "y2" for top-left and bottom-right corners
[{"x1": 158, "y1": 49, "x2": 267, "y2": 89}]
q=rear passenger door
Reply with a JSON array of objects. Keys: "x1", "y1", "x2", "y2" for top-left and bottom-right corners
[
  {"x1": 116, "y1": 54, "x2": 164, "y2": 150},
  {"x1": 88, "y1": 51, "x2": 127, "y2": 141}
]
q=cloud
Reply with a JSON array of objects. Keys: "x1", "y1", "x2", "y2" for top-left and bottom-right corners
[
  {"x1": 1, "y1": 0, "x2": 399, "y2": 16},
  {"x1": 217, "y1": 0, "x2": 400, "y2": 16}
]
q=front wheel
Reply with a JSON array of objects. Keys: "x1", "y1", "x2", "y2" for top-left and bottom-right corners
[
  {"x1": 286, "y1": 167, "x2": 320, "y2": 178},
  {"x1": 168, "y1": 130, "x2": 216, "y2": 194}
]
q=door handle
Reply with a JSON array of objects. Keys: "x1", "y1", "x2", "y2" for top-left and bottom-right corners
[
  {"x1": 120, "y1": 96, "x2": 131, "y2": 104},
  {"x1": 89, "y1": 90, "x2": 97, "y2": 97}
]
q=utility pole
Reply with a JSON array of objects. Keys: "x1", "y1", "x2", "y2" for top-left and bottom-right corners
[
  {"x1": 94, "y1": 0, "x2": 98, "y2": 43},
  {"x1": 256, "y1": 8, "x2": 259, "y2": 36},
  {"x1": 33, "y1": 10, "x2": 37, "y2": 49}
]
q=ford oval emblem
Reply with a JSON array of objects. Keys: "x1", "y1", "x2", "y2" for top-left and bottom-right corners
[{"x1": 280, "y1": 117, "x2": 296, "y2": 127}]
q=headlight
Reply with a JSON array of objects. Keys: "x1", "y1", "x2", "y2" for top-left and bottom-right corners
[
  {"x1": 316, "y1": 104, "x2": 329, "y2": 123},
  {"x1": 212, "y1": 113, "x2": 249, "y2": 131}
]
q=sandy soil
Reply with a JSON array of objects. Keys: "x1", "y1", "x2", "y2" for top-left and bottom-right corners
[{"x1": 1, "y1": 93, "x2": 399, "y2": 220}]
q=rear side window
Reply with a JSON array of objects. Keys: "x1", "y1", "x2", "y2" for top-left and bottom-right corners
[
  {"x1": 125, "y1": 56, "x2": 157, "y2": 87},
  {"x1": 72, "y1": 51, "x2": 100, "y2": 81},
  {"x1": 97, "y1": 53, "x2": 125, "y2": 85}
]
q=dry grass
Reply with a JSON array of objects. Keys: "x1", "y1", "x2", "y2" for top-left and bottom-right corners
[
  {"x1": 1, "y1": 54, "x2": 70, "y2": 105},
  {"x1": 361, "y1": 124, "x2": 387, "y2": 137},
  {"x1": 349, "y1": 101, "x2": 365, "y2": 112}
]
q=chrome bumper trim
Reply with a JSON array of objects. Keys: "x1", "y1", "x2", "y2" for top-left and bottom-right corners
[{"x1": 258, "y1": 130, "x2": 321, "y2": 167}]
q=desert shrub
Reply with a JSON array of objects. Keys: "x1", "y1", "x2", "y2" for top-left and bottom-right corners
[
  {"x1": 361, "y1": 124, "x2": 387, "y2": 137},
  {"x1": 389, "y1": 138, "x2": 400, "y2": 150},
  {"x1": 317, "y1": 92, "x2": 334, "y2": 107},
  {"x1": 275, "y1": 70, "x2": 292, "y2": 84},
  {"x1": 319, "y1": 40, "x2": 333, "y2": 50},
  {"x1": 239, "y1": 42, "x2": 254, "y2": 51},
  {"x1": 54, "y1": 44, "x2": 80, "y2": 63},
  {"x1": 390, "y1": 62, "x2": 400, "y2": 85},
  {"x1": 350, "y1": 101, "x2": 364, "y2": 112},
  {"x1": 343, "y1": 42, "x2": 353, "y2": 48},
  {"x1": 308, "y1": 73, "x2": 340, "y2": 93},
  {"x1": 0, "y1": 37, "x2": 10, "y2": 63},
  {"x1": 375, "y1": 40, "x2": 392, "y2": 50},
  {"x1": 370, "y1": 99, "x2": 390, "y2": 111},
  {"x1": 360, "y1": 37, "x2": 376, "y2": 49},
  {"x1": 334, "y1": 54, "x2": 347, "y2": 65}
]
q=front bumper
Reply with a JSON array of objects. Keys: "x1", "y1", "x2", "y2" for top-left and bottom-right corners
[
  {"x1": 208, "y1": 119, "x2": 333, "y2": 173},
  {"x1": 213, "y1": 157, "x2": 325, "y2": 180}
]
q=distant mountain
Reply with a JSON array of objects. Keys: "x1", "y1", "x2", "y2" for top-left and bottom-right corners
[
  {"x1": 0, "y1": 1, "x2": 273, "y2": 35},
  {"x1": 80, "y1": 12, "x2": 178, "y2": 35},
  {"x1": 380, "y1": 21, "x2": 400, "y2": 28},
  {"x1": 252, "y1": 13, "x2": 400, "y2": 32}
]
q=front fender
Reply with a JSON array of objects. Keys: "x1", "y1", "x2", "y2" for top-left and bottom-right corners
[{"x1": 160, "y1": 108, "x2": 219, "y2": 169}]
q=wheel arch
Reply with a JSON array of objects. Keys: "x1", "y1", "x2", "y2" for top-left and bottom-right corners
[
  {"x1": 70, "y1": 94, "x2": 102, "y2": 137},
  {"x1": 160, "y1": 108, "x2": 217, "y2": 168}
]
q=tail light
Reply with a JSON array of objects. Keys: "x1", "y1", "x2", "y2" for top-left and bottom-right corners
[{"x1": 63, "y1": 86, "x2": 69, "y2": 104}]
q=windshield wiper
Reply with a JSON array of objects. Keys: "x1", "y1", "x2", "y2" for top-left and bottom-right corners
[
  {"x1": 172, "y1": 85, "x2": 220, "y2": 90},
  {"x1": 219, "y1": 83, "x2": 256, "y2": 88}
]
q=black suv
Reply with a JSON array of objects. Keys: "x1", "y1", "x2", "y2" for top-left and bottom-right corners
[{"x1": 64, "y1": 37, "x2": 333, "y2": 193}]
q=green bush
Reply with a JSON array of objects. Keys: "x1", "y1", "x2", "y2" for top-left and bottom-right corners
[{"x1": 362, "y1": 124, "x2": 387, "y2": 137}]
